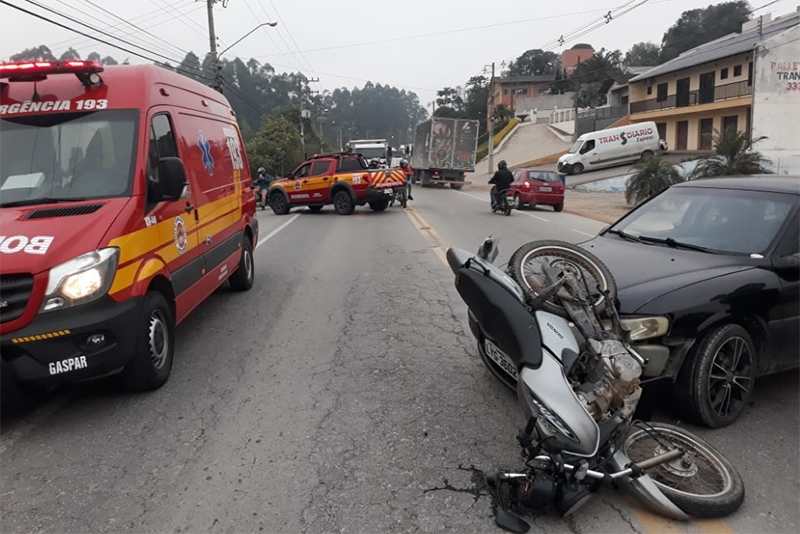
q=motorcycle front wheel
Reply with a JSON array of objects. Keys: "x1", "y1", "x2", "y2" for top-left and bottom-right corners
[
  {"x1": 623, "y1": 423, "x2": 745, "y2": 518},
  {"x1": 507, "y1": 240, "x2": 617, "y2": 318}
]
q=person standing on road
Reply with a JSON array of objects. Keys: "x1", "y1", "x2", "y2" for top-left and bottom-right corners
[
  {"x1": 399, "y1": 158, "x2": 414, "y2": 201},
  {"x1": 255, "y1": 167, "x2": 271, "y2": 209},
  {"x1": 488, "y1": 160, "x2": 513, "y2": 208}
]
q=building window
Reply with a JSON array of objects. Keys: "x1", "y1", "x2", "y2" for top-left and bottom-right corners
[
  {"x1": 503, "y1": 88, "x2": 510, "y2": 95},
  {"x1": 647, "y1": 86, "x2": 653, "y2": 95},
  {"x1": 748, "y1": 62, "x2": 753, "y2": 86},
  {"x1": 723, "y1": 115, "x2": 738, "y2": 133},
  {"x1": 721, "y1": 68, "x2": 729, "y2": 80},
  {"x1": 733, "y1": 65, "x2": 742, "y2": 77},
  {"x1": 656, "y1": 82, "x2": 668, "y2": 102}
]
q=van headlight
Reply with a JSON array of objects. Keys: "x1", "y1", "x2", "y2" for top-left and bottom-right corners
[
  {"x1": 41, "y1": 248, "x2": 120, "y2": 312},
  {"x1": 601, "y1": 316, "x2": 670, "y2": 340}
]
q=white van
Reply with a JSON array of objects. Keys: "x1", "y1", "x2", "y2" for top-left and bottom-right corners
[{"x1": 557, "y1": 121, "x2": 666, "y2": 175}]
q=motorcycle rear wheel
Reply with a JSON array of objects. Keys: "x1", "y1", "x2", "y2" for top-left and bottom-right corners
[
  {"x1": 507, "y1": 240, "x2": 617, "y2": 318},
  {"x1": 623, "y1": 423, "x2": 745, "y2": 518}
]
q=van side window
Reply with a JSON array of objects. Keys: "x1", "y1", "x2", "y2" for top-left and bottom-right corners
[
  {"x1": 580, "y1": 140, "x2": 595, "y2": 154},
  {"x1": 147, "y1": 114, "x2": 179, "y2": 209}
]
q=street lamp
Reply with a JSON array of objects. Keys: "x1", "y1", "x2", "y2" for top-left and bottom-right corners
[
  {"x1": 218, "y1": 22, "x2": 278, "y2": 58},
  {"x1": 213, "y1": 21, "x2": 278, "y2": 92}
]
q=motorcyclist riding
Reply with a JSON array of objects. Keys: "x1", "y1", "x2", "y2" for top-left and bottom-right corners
[
  {"x1": 488, "y1": 160, "x2": 513, "y2": 209},
  {"x1": 399, "y1": 158, "x2": 414, "y2": 201}
]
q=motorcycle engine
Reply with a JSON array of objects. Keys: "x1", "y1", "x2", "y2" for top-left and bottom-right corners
[{"x1": 572, "y1": 339, "x2": 642, "y2": 424}]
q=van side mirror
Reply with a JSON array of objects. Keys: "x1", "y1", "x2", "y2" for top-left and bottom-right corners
[
  {"x1": 157, "y1": 157, "x2": 189, "y2": 201},
  {"x1": 772, "y1": 253, "x2": 800, "y2": 281}
]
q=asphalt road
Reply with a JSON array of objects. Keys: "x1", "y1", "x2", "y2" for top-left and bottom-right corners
[{"x1": 1, "y1": 189, "x2": 798, "y2": 534}]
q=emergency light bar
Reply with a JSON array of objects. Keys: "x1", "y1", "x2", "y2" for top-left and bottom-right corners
[{"x1": 0, "y1": 60, "x2": 104, "y2": 86}]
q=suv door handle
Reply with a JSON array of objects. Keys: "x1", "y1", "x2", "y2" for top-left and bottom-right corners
[
  {"x1": 323, "y1": 177, "x2": 330, "y2": 181},
  {"x1": 185, "y1": 204, "x2": 195, "y2": 212},
  {"x1": 302, "y1": 180, "x2": 309, "y2": 184}
]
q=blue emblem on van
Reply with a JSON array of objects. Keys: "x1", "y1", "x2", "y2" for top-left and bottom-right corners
[{"x1": 198, "y1": 130, "x2": 214, "y2": 176}]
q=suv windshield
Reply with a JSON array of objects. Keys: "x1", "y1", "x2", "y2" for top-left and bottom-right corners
[
  {"x1": 0, "y1": 110, "x2": 139, "y2": 207},
  {"x1": 609, "y1": 186, "x2": 795, "y2": 255}
]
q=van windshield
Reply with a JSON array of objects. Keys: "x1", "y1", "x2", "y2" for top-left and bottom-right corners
[
  {"x1": 0, "y1": 110, "x2": 139, "y2": 207},
  {"x1": 567, "y1": 140, "x2": 582, "y2": 154}
]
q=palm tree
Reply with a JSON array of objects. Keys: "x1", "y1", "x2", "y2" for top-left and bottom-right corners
[
  {"x1": 625, "y1": 154, "x2": 683, "y2": 206},
  {"x1": 690, "y1": 128, "x2": 773, "y2": 179}
]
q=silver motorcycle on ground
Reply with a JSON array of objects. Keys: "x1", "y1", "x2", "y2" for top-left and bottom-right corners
[{"x1": 446, "y1": 237, "x2": 744, "y2": 532}]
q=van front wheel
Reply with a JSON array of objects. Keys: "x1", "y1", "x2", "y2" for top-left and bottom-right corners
[
  {"x1": 570, "y1": 163, "x2": 584, "y2": 175},
  {"x1": 121, "y1": 291, "x2": 175, "y2": 391},
  {"x1": 641, "y1": 150, "x2": 654, "y2": 159}
]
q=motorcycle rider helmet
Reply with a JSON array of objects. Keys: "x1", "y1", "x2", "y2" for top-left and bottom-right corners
[
  {"x1": 400, "y1": 158, "x2": 409, "y2": 166},
  {"x1": 257, "y1": 167, "x2": 265, "y2": 174},
  {"x1": 498, "y1": 160, "x2": 508, "y2": 170}
]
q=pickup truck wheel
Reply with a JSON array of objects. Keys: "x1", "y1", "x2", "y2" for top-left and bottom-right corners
[
  {"x1": 333, "y1": 190, "x2": 355, "y2": 215},
  {"x1": 308, "y1": 205, "x2": 323, "y2": 212},
  {"x1": 229, "y1": 236, "x2": 255, "y2": 291},
  {"x1": 269, "y1": 192, "x2": 290, "y2": 215},
  {"x1": 121, "y1": 291, "x2": 175, "y2": 391},
  {"x1": 369, "y1": 198, "x2": 390, "y2": 212}
]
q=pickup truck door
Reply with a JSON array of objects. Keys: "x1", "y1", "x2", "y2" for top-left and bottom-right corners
[{"x1": 307, "y1": 159, "x2": 334, "y2": 203}]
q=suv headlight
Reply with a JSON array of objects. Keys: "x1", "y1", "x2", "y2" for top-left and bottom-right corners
[{"x1": 41, "y1": 248, "x2": 120, "y2": 312}]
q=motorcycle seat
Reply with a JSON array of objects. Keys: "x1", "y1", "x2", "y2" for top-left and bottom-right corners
[{"x1": 455, "y1": 267, "x2": 543, "y2": 370}]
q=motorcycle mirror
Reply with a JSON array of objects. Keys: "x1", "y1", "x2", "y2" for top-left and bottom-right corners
[{"x1": 495, "y1": 509, "x2": 530, "y2": 533}]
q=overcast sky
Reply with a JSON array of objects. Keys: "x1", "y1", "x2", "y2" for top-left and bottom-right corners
[{"x1": 0, "y1": 0, "x2": 793, "y2": 106}]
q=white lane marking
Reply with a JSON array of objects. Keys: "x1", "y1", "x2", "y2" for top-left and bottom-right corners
[
  {"x1": 256, "y1": 213, "x2": 300, "y2": 250},
  {"x1": 456, "y1": 190, "x2": 550, "y2": 221},
  {"x1": 456, "y1": 189, "x2": 603, "y2": 237}
]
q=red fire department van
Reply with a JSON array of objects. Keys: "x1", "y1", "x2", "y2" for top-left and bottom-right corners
[{"x1": 0, "y1": 60, "x2": 258, "y2": 405}]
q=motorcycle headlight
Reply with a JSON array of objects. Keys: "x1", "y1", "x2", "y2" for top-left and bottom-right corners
[
  {"x1": 620, "y1": 316, "x2": 670, "y2": 341},
  {"x1": 41, "y1": 248, "x2": 120, "y2": 313}
]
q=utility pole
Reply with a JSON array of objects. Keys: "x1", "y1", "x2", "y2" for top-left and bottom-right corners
[
  {"x1": 206, "y1": 0, "x2": 222, "y2": 93},
  {"x1": 298, "y1": 77, "x2": 319, "y2": 159},
  {"x1": 487, "y1": 62, "x2": 496, "y2": 175},
  {"x1": 572, "y1": 57, "x2": 581, "y2": 142}
]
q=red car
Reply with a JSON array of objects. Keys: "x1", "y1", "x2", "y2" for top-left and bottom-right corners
[{"x1": 510, "y1": 168, "x2": 565, "y2": 212}]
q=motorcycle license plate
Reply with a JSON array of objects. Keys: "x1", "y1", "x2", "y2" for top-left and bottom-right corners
[
  {"x1": 384, "y1": 189, "x2": 393, "y2": 195},
  {"x1": 539, "y1": 187, "x2": 552, "y2": 192},
  {"x1": 485, "y1": 339, "x2": 518, "y2": 380}
]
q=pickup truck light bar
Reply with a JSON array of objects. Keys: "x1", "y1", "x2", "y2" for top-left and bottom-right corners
[{"x1": 0, "y1": 60, "x2": 104, "y2": 87}]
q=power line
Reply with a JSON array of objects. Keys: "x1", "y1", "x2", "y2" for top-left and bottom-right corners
[
  {"x1": 247, "y1": 3, "x2": 637, "y2": 61},
  {"x1": 13, "y1": 1, "x2": 202, "y2": 61},
  {"x1": 0, "y1": 0, "x2": 211, "y2": 82},
  {"x1": 19, "y1": 0, "x2": 186, "y2": 65},
  {"x1": 262, "y1": 0, "x2": 321, "y2": 85}
]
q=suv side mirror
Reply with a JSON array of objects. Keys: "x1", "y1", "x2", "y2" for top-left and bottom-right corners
[
  {"x1": 772, "y1": 253, "x2": 800, "y2": 281},
  {"x1": 158, "y1": 157, "x2": 189, "y2": 201}
]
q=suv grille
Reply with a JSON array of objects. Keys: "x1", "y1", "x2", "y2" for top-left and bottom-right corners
[{"x1": 0, "y1": 274, "x2": 34, "y2": 323}]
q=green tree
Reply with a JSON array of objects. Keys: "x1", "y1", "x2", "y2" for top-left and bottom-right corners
[
  {"x1": 690, "y1": 128, "x2": 772, "y2": 179},
  {"x1": 245, "y1": 115, "x2": 303, "y2": 177},
  {"x1": 10, "y1": 45, "x2": 56, "y2": 61},
  {"x1": 624, "y1": 42, "x2": 661, "y2": 67},
  {"x1": 506, "y1": 49, "x2": 561, "y2": 76},
  {"x1": 59, "y1": 48, "x2": 80, "y2": 61},
  {"x1": 625, "y1": 155, "x2": 684, "y2": 206},
  {"x1": 571, "y1": 48, "x2": 623, "y2": 107},
  {"x1": 660, "y1": 1, "x2": 751, "y2": 61}
]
